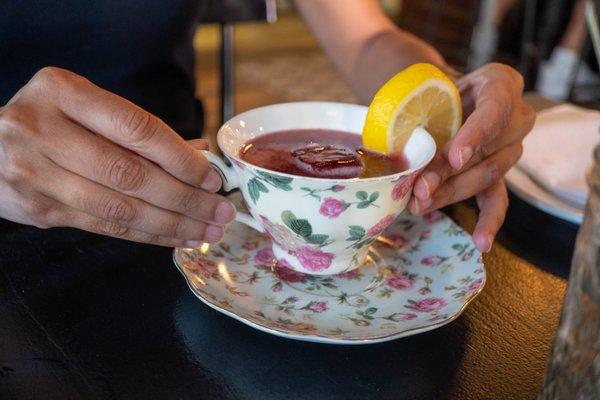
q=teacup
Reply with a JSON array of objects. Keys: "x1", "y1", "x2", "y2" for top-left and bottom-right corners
[{"x1": 201, "y1": 102, "x2": 436, "y2": 275}]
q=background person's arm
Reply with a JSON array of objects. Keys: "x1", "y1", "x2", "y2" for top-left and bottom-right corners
[{"x1": 294, "y1": 0, "x2": 448, "y2": 104}]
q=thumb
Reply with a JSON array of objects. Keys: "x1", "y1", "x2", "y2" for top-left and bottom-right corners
[{"x1": 187, "y1": 138, "x2": 210, "y2": 151}]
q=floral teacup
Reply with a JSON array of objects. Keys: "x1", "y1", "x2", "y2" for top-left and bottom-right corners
[{"x1": 201, "y1": 102, "x2": 436, "y2": 275}]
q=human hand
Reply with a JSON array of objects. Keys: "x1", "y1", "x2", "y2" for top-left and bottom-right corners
[
  {"x1": 409, "y1": 63, "x2": 535, "y2": 252},
  {"x1": 0, "y1": 67, "x2": 235, "y2": 247}
]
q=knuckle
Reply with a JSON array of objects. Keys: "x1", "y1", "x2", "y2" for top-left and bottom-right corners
[
  {"x1": 22, "y1": 197, "x2": 52, "y2": 220},
  {"x1": 489, "y1": 98, "x2": 512, "y2": 131},
  {"x1": 116, "y1": 107, "x2": 160, "y2": 144},
  {"x1": 443, "y1": 181, "x2": 457, "y2": 202},
  {"x1": 174, "y1": 147, "x2": 205, "y2": 173},
  {"x1": 0, "y1": 105, "x2": 29, "y2": 133},
  {"x1": 177, "y1": 189, "x2": 201, "y2": 212},
  {"x1": 30, "y1": 67, "x2": 78, "y2": 92},
  {"x1": 34, "y1": 66, "x2": 66, "y2": 81},
  {"x1": 3, "y1": 156, "x2": 32, "y2": 186},
  {"x1": 94, "y1": 219, "x2": 130, "y2": 237},
  {"x1": 145, "y1": 233, "x2": 163, "y2": 245},
  {"x1": 486, "y1": 161, "x2": 501, "y2": 186},
  {"x1": 478, "y1": 141, "x2": 494, "y2": 158},
  {"x1": 107, "y1": 155, "x2": 148, "y2": 192},
  {"x1": 163, "y1": 217, "x2": 185, "y2": 238},
  {"x1": 101, "y1": 196, "x2": 136, "y2": 224}
]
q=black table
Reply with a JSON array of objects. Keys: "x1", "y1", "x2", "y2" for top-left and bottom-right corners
[
  {"x1": 0, "y1": 189, "x2": 576, "y2": 399},
  {"x1": 1, "y1": 93, "x2": 579, "y2": 399}
]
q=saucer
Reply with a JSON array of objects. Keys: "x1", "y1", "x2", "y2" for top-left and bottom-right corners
[{"x1": 173, "y1": 195, "x2": 485, "y2": 344}]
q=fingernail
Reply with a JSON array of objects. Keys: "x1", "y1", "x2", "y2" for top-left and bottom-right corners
[
  {"x1": 413, "y1": 176, "x2": 430, "y2": 200},
  {"x1": 201, "y1": 168, "x2": 221, "y2": 191},
  {"x1": 415, "y1": 198, "x2": 432, "y2": 215},
  {"x1": 423, "y1": 172, "x2": 440, "y2": 197},
  {"x1": 485, "y1": 234, "x2": 494, "y2": 252},
  {"x1": 185, "y1": 240, "x2": 202, "y2": 248},
  {"x1": 478, "y1": 235, "x2": 493, "y2": 253},
  {"x1": 458, "y1": 147, "x2": 473, "y2": 169},
  {"x1": 214, "y1": 201, "x2": 235, "y2": 224},
  {"x1": 408, "y1": 198, "x2": 420, "y2": 215},
  {"x1": 204, "y1": 225, "x2": 224, "y2": 243}
]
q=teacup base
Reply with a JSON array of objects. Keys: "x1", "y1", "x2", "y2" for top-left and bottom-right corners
[{"x1": 271, "y1": 243, "x2": 369, "y2": 276}]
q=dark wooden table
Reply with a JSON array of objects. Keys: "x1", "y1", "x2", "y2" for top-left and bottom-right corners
[{"x1": 0, "y1": 97, "x2": 578, "y2": 399}]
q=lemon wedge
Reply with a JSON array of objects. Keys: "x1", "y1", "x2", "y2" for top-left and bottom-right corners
[{"x1": 362, "y1": 63, "x2": 462, "y2": 153}]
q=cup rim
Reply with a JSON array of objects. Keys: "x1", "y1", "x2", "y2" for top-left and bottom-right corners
[{"x1": 216, "y1": 101, "x2": 436, "y2": 183}]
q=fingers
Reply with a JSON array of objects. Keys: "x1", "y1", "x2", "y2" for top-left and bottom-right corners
[
  {"x1": 448, "y1": 64, "x2": 529, "y2": 170},
  {"x1": 412, "y1": 144, "x2": 451, "y2": 200},
  {"x1": 57, "y1": 204, "x2": 211, "y2": 248},
  {"x1": 187, "y1": 139, "x2": 210, "y2": 150},
  {"x1": 413, "y1": 68, "x2": 535, "y2": 202},
  {"x1": 409, "y1": 143, "x2": 522, "y2": 214},
  {"x1": 473, "y1": 181, "x2": 509, "y2": 253},
  {"x1": 37, "y1": 161, "x2": 226, "y2": 243},
  {"x1": 31, "y1": 67, "x2": 221, "y2": 191},
  {"x1": 43, "y1": 119, "x2": 234, "y2": 225}
]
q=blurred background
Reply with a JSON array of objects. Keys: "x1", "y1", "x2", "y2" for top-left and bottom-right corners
[{"x1": 193, "y1": 0, "x2": 599, "y2": 142}]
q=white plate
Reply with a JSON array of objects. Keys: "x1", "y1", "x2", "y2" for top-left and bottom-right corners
[{"x1": 505, "y1": 167, "x2": 583, "y2": 224}]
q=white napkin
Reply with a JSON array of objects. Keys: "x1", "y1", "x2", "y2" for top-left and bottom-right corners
[{"x1": 517, "y1": 104, "x2": 600, "y2": 208}]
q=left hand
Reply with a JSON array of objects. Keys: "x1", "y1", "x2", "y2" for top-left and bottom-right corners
[{"x1": 408, "y1": 63, "x2": 535, "y2": 253}]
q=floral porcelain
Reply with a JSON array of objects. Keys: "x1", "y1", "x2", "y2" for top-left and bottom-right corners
[
  {"x1": 201, "y1": 102, "x2": 436, "y2": 275},
  {"x1": 173, "y1": 193, "x2": 485, "y2": 344}
]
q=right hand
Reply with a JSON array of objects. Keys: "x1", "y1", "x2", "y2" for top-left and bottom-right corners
[{"x1": 0, "y1": 67, "x2": 235, "y2": 247}]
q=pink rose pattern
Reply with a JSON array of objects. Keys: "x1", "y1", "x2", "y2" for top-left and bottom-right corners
[
  {"x1": 391, "y1": 173, "x2": 417, "y2": 201},
  {"x1": 406, "y1": 297, "x2": 447, "y2": 313},
  {"x1": 421, "y1": 256, "x2": 444, "y2": 266},
  {"x1": 423, "y1": 211, "x2": 443, "y2": 223},
  {"x1": 306, "y1": 301, "x2": 329, "y2": 313},
  {"x1": 387, "y1": 274, "x2": 415, "y2": 291},
  {"x1": 382, "y1": 233, "x2": 409, "y2": 250},
  {"x1": 319, "y1": 197, "x2": 346, "y2": 218},
  {"x1": 193, "y1": 258, "x2": 218, "y2": 278},
  {"x1": 390, "y1": 312, "x2": 418, "y2": 322},
  {"x1": 366, "y1": 214, "x2": 397, "y2": 237},
  {"x1": 242, "y1": 241, "x2": 259, "y2": 251},
  {"x1": 275, "y1": 261, "x2": 308, "y2": 283},
  {"x1": 254, "y1": 247, "x2": 275, "y2": 265},
  {"x1": 467, "y1": 278, "x2": 483, "y2": 293},
  {"x1": 178, "y1": 198, "x2": 484, "y2": 335},
  {"x1": 335, "y1": 269, "x2": 363, "y2": 280},
  {"x1": 295, "y1": 246, "x2": 335, "y2": 272}
]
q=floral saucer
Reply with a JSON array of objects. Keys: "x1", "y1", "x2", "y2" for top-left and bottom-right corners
[{"x1": 173, "y1": 195, "x2": 485, "y2": 344}]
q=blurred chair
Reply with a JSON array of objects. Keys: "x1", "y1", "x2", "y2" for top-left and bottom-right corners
[
  {"x1": 198, "y1": 0, "x2": 277, "y2": 125},
  {"x1": 468, "y1": 0, "x2": 540, "y2": 75}
]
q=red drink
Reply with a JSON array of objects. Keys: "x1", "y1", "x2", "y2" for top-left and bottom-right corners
[{"x1": 239, "y1": 129, "x2": 408, "y2": 179}]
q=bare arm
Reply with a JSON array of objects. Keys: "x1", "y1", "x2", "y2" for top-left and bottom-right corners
[
  {"x1": 294, "y1": 0, "x2": 535, "y2": 253},
  {"x1": 294, "y1": 0, "x2": 447, "y2": 103}
]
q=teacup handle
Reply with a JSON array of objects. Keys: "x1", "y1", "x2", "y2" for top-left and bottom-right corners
[{"x1": 199, "y1": 150, "x2": 265, "y2": 233}]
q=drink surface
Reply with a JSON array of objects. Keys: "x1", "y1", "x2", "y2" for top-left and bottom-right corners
[{"x1": 239, "y1": 129, "x2": 408, "y2": 179}]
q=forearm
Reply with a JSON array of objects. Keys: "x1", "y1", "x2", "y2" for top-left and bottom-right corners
[
  {"x1": 294, "y1": 0, "x2": 450, "y2": 104},
  {"x1": 349, "y1": 28, "x2": 448, "y2": 103}
]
